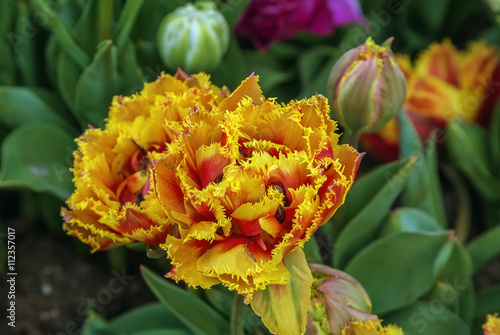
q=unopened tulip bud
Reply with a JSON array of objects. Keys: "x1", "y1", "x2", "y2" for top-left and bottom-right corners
[
  {"x1": 306, "y1": 264, "x2": 377, "y2": 335},
  {"x1": 157, "y1": 2, "x2": 229, "y2": 73},
  {"x1": 327, "y1": 37, "x2": 407, "y2": 135}
]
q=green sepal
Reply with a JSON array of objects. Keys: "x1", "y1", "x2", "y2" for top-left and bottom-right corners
[{"x1": 251, "y1": 248, "x2": 312, "y2": 335}]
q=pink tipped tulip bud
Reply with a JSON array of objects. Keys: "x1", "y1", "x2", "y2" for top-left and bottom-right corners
[
  {"x1": 306, "y1": 264, "x2": 378, "y2": 335},
  {"x1": 327, "y1": 37, "x2": 407, "y2": 134}
]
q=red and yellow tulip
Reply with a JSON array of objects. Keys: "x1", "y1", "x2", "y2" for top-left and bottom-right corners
[
  {"x1": 483, "y1": 314, "x2": 500, "y2": 335},
  {"x1": 362, "y1": 40, "x2": 500, "y2": 161},
  {"x1": 341, "y1": 320, "x2": 403, "y2": 335},
  {"x1": 153, "y1": 74, "x2": 363, "y2": 301},
  {"x1": 62, "y1": 71, "x2": 228, "y2": 251}
]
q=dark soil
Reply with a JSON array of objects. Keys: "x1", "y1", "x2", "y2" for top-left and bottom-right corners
[{"x1": 0, "y1": 216, "x2": 167, "y2": 335}]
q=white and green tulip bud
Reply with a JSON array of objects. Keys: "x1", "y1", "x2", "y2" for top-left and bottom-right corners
[{"x1": 157, "y1": 2, "x2": 229, "y2": 73}]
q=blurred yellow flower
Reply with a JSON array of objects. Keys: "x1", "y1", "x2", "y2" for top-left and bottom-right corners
[
  {"x1": 483, "y1": 314, "x2": 500, "y2": 335},
  {"x1": 152, "y1": 74, "x2": 363, "y2": 301},
  {"x1": 341, "y1": 320, "x2": 403, "y2": 335},
  {"x1": 62, "y1": 70, "x2": 228, "y2": 251}
]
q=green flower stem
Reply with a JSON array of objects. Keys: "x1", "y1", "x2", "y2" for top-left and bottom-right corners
[
  {"x1": 112, "y1": 0, "x2": 145, "y2": 51},
  {"x1": 342, "y1": 130, "x2": 361, "y2": 149},
  {"x1": 33, "y1": 0, "x2": 90, "y2": 69},
  {"x1": 440, "y1": 163, "x2": 471, "y2": 244},
  {"x1": 98, "y1": 0, "x2": 114, "y2": 42},
  {"x1": 231, "y1": 293, "x2": 245, "y2": 335}
]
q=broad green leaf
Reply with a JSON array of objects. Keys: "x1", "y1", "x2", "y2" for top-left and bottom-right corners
[
  {"x1": 0, "y1": 0, "x2": 16, "y2": 33},
  {"x1": 0, "y1": 38, "x2": 16, "y2": 85},
  {"x1": 82, "y1": 303, "x2": 190, "y2": 335},
  {"x1": 75, "y1": 40, "x2": 121, "y2": 128},
  {"x1": 434, "y1": 239, "x2": 474, "y2": 326},
  {"x1": 379, "y1": 207, "x2": 443, "y2": 237},
  {"x1": 106, "y1": 303, "x2": 188, "y2": 333},
  {"x1": 334, "y1": 157, "x2": 417, "y2": 269},
  {"x1": 383, "y1": 301, "x2": 470, "y2": 335},
  {"x1": 205, "y1": 286, "x2": 234, "y2": 317},
  {"x1": 141, "y1": 266, "x2": 229, "y2": 335},
  {"x1": 447, "y1": 120, "x2": 500, "y2": 202},
  {"x1": 467, "y1": 224, "x2": 500, "y2": 274},
  {"x1": 0, "y1": 87, "x2": 73, "y2": 130},
  {"x1": 251, "y1": 248, "x2": 312, "y2": 335},
  {"x1": 399, "y1": 112, "x2": 446, "y2": 227},
  {"x1": 344, "y1": 231, "x2": 450, "y2": 315},
  {"x1": 475, "y1": 284, "x2": 500, "y2": 317},
  {"x1": 0, "y1": 123, "x2": 75, "y2": 200}
]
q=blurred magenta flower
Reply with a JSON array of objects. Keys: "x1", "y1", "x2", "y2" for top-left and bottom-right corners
[{"x1": 235, "y1": 0, "x2": 365, "y2": 51}]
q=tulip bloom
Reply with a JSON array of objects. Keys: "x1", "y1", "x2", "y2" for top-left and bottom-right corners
[
  {"x1": 235, "y1": 0, "x2": 365, "y2": 51},
  {"x1": 327, "y1": 37, "x2": 407, "y2": 135},
  {"x1": 152, "y1": 75, "x2": 363, "y2": 301},
  {"x1": 62, "y1": 71, "x2": 228, "y2": 251},
  {"x1": 307, "y1": 264, "x2": 377, "y2": 335},
  {"x1": 362, "y1": 40, "x2": 500, "y2": 161},
  {"x1": 483, "y1": 314, "x2": 500, "y2": 335},
  {"x1": 341, "y1": 320, "x2": 403, "y2": 335}
]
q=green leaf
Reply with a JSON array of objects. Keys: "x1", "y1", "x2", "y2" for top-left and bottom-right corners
[
  {"x1": 211, "y1": 36, "x2": 248, "y2": 91},
  {"x1": 14, "y1": 1, "x2": 40, "y2": 85},
  {"x1": 0, "y1": 86, "x2": 74, "y2": 131},
  {"x1": 297, "y1": 45, "x2": 338, "y2": 98},
  {"x1": 333, "y1": 156, "x2": 417, "y2": 269},
  {"x1": 112, "y1": 0, "x2": 145, "y2": 51},
  {"x1": 31, "y1": 0, "x2": 90, "y2": 69},
  {"x1": 475, "y1": 284, "x2": 500, "y2": 317},
  {"x1": 244, "y1": 51, "x2": 295, "y2": 95},
  {"x1": 446, "y1": 120, "x2": 500, "y2": 202},
  {"x1": 251, "y1": 248, "x2": 312, "y2": 335},
  {"x1": 118, "y1": 40, "x2": 145, "y2": 95},
  {"x1": 344, "y1": 231, "x2": 450, "y2": 315},
  {"x1": 434, "y1": 239, "x2": 474, "y2": 326},
  {"x1": 399, "y1": 111, "x2": 446, "y2": 227},
  {"x1": 383, "y1": 301, "x2": 470, "y2": 335},
  {"x1": 106, "y1": 303, "x2": 188, "y2": 333},
  {"x1": 467, "y1": 224, "x2": 500, "y2": 274},
  {"x1": 82, "y1": 303, "x2": 190, "y2": 335},
  {"x1": 303, "y1": 235, "x2": 323, "y2": 264},
  {"x1": 379, "y1": 207, "x2": 443, "y2": 237},
  {"x1": 220, "y1": 0, "x2": 250, "y2": 28},
  {"x1": 57, "y1": 51, "x2": 82, "y2": 114},
  {"x1": 75, "y1": 40, "x2": 121, "y2": 128},
  {"x1": 0, "y1": 123, "x2": 75, "y2": 200},
  {"x1": 141, "y1": 266, "x2": 230, "y2": 335},
  {"x1": 491, "y1": 100, "x2": 500, "y2": 178}
]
